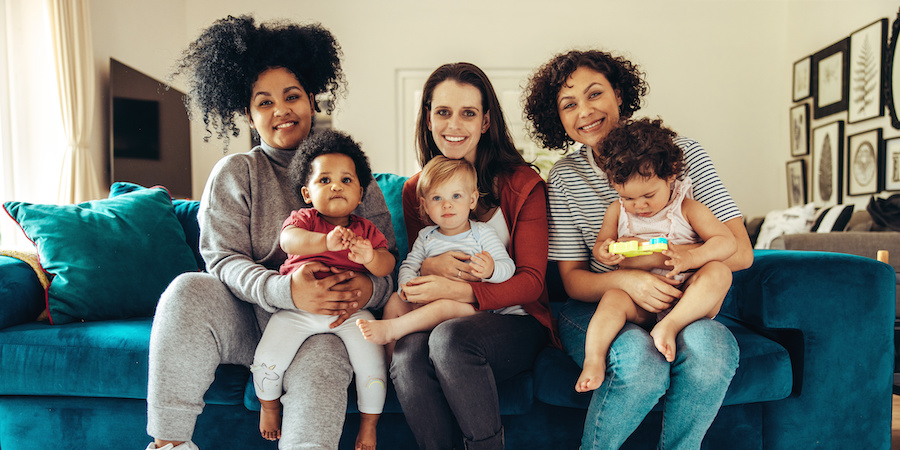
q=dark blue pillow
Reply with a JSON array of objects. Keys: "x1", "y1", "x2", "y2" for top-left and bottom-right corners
[{"x1": 0, "y1": 256, "x2": 45, "y2": 330}]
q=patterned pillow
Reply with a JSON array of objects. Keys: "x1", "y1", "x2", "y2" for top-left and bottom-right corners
[{"x1": 810, "y1": 204, "x2": 855, "y2": 233}]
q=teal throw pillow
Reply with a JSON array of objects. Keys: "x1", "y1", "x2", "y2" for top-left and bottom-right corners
[{"x1": 3, "y1": 188, "x2": 198, "y2": 324}]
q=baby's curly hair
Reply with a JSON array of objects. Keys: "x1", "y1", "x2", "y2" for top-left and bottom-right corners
[
  {"x1": 523, "y1": 49, "x2": 647, "y2": 152},
  {"x1": 598, "y1": 118, "x2": 684, "y2": 186},
  {"x1": 170, "y1": 15, "x2": 346, "y2": 150},
  {"x1": 289, "y1": 129, "x2": 373, "y2": 204}
]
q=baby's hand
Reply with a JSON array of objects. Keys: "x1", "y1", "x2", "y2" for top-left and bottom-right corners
[
  {"x1": 468, "y1": 251, "x2": 495, "y2": 280},
  {"x1": 325, "y1": 227, "x2": 349, "y2": 252},
  {"x1": 662, "y1": 248, "x2": 695, "y2": 278},
  {"x1": 348, "y1": 237, "x2": 374, "y2": 265},
  {"x1": 594, "y1": 238, "x2": 625, "y2": 266}
]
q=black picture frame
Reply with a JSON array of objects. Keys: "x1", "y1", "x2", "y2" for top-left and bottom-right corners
[
  {"x1": 811, "y1": 120, "x2": 844, "y2": 207},
  {"x1": 885, "y1": 8, "x2": 900, "y2": 129},
  {"x1": 793, "y1": 56, "x2": 812, "y2": 102},
  {"x1": 849, "y1": 18, "x2": 888, "y2": 123},
  {"x1": 790, "y1": 103, "x2": 809, "y2": 156},
  {"x1": 786, "y1": 159, "x2": 807, "y2": 207},
  {"x1": 813, "y1": 38, "x2": 851, "y2": 119},
  {"x1": 884, "y1": 137, "x2": 900, "y2": 191},
  {"x1": 846, "y1": 128, "x2": 882, "y2": 196}
]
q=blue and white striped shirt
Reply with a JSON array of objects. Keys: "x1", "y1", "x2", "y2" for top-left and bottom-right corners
[{"x1": 547, "y1": 137, "x2": 742, "y2": 274}]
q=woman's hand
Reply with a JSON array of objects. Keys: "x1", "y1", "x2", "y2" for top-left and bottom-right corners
[
  {"x1": 401, "y1": 275, "x2": 476, "y2": 305},
  {"x1": 420, "y1": 251, "x2": 480, "y2": 282},
  {"x1": 617, "y1": 269, "x2": 682, "y2": 313},
  {"x1": 289, "y1": 262, "x2": 366, "y2": 322}
]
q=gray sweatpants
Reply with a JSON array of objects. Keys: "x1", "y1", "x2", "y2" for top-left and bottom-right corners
[{"x1": 146, "y1": 272, "x2": 353, "y2": 449}]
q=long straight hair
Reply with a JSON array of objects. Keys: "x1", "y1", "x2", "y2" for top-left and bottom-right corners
[{"x1": 414, "y1": 62, "x2": 527, "y2": 210}]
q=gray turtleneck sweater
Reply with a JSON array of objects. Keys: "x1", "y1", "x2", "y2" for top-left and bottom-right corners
[{"x1": 198, "y1": 142, "x2": 396, "y2": 314}]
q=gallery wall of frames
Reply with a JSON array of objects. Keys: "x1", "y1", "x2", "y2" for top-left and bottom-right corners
[{"x1": 788, "y1": 9, "x2": 900, "y2": 209}]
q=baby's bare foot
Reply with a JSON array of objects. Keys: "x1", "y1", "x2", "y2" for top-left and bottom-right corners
[
  {"x1": 259, "y1": 400, "x2": 282, "y2": 441},
  {"x1": 650, "y1": 322, "x2": 677, "y2": 362},
  {"x1": 356, "y1": 318, "x2": 395, "y2": 345},
  {"x1": 575, "y1": 357, "x2": 606, "y2": 392},
  {"x1": 356, "y1": 413, "x2": 378, "y2": 450}
]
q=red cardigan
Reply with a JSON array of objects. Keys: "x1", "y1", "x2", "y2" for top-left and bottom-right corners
[{"x1": 402, "y1": 165, "x2": 558, "y2": 344}]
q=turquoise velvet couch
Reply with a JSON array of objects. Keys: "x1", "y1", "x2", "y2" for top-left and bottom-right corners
[{"x1": 0, "y1": 173, "x2": 895, "y2": 449}]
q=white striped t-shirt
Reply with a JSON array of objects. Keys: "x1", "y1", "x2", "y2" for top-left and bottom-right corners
[{"x1": 547, "y1": 137, "x2": 742, "y2": 274}]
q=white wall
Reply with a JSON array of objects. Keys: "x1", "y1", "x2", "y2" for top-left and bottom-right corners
[{"x1": 85, "y1": 0, "x2": 900, "y2": 219}]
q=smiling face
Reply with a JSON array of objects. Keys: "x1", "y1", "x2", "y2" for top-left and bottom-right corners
[
  {"x1": 557, "y1": 66, "x2": 623, "y2": 153},
  {"x1": 427, "y1": 81, "x2": 489, "y2": 164},
  {"x1": 300, "y1": 153, "x2": 364, "y2": 226},
  {"x1": 247, "y1": 67, "x2": 315, "y2": 150},
  {"x1": 613, "y1": 174, "x2": 675, "y2": 218},
  {"x1": 421, "y1": 173, "x2": 479, "y2": 236}
]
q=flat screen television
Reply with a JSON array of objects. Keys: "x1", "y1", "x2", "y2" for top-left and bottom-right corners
[{"x1": 109, "y1": 58, "x2": 191, "y2": 198}]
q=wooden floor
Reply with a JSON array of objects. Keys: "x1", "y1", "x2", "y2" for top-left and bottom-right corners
[{"x1": 893, "y1": 395, "x2": 900, "y2": 449}]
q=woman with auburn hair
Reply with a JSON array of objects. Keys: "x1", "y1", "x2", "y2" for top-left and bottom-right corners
[
  {"x1": 391, "y1": 62, "x2": 554, "y2": 449},
  {"x1": 523, "y1": 49, "x2": 753, "y2": 449}
]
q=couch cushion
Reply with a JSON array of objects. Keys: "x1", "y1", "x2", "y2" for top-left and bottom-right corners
[
  {"x1": 0, "y1": 318, "x2": 247, "y2": 405},
  {"x1": 3, "y1": 188, "x2": 199, "y2": 324},
  {"x1": 532, "y1": 317, "x2": 792, "y2": 409}
]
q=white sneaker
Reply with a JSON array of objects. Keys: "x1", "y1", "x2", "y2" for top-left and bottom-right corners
[{"x1": 145, "y1": 441, "x2": 199, "y2": 450}]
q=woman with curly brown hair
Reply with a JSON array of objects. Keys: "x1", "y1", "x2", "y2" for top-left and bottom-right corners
[
  {"x1": 523, "y1": 50, "x2": 753, "y2": 449},
  {"x1": 145, "y1": 16, "x2": 396, "y2": 450}
]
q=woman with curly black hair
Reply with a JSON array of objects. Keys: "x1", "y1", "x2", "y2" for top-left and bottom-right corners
[
  {"x1": 146, "y1": 16, "x2": 396, "y2": 450},
  {"x1": 523, "y1": 50, "x2": 753, "y2": 449}
]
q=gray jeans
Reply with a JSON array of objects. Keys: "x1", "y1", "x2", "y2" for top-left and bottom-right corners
[
  {"x1": 390, "y1": 312, "x2": 546, "y2": 450},
  {"x1": 146, "y1": 272, "x2": 352, "y2": 449}
]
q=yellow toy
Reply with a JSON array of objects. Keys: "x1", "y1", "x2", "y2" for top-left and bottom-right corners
[{"x1": 608, "y1": 237, "x2": 669, "y2": 257}]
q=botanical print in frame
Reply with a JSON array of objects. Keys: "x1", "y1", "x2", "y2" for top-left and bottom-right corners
[
  {"x1": 793, "y1": 56, "x2": 812, "y2": 102},
  {"x1": 811, "y1": 121, "x2": 844, "y2": 208},
  {"x1": 846, "y1": 128, "x2": 882, "y2": 196},
  {"x1": 790, "y1": 103, "x2": 809, "y2": 156},
  {"x1": 849, "y1": 18, "x2": 888, "y2": 123},
  {"x1": 813, "y1": 38, "x2": 850, "y2": 119},
  {"x1": 884, "y1": 137, "x2": 900, "y2": 191},
  {"x1": 786, "y1": 159, "x2": 807, "y2": 207}
]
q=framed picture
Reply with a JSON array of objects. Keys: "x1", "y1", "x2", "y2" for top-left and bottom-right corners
[
  {"x1": 786, "y1": 159, "x2": 807, "y2": 207},
  {"x1": 886, "y1": 9, "x2": 900, "y2": 129},
  {"x1": 790, "y1": 103, "x2": 809, "y2": 156},
  {"x1": 849, "y1": 18, "x2": 888, "y2": 123},
  {"x1": 846, "y1": 128, "x2": 882, "y2": 196},
  {"x1": 812, "y1": 38, "x2": 850, "y2": 119},
  {"x1": 885, "y1": 137, "x2": 900, "y2": 191},
  {"x1": 793, "y1": 56, "x2": 812, "y2": 102},
  {"x1": 811, "y1": 121, "x2": 844, "y2": 207}
]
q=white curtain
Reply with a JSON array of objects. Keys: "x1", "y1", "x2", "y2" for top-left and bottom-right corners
[{"x1": 48, "y1": 0, "x2": 102, "y2": 204}]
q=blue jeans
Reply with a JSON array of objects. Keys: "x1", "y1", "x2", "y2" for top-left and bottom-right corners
[
  {"x1": 559, "y1": 299, "x2": 739, "y2": 450},
  {"x1": 390, "y1": 312, "x2": 546, "y2": 450}
]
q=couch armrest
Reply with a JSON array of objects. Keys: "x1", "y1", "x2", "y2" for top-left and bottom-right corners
[
  {"x1": 0, "y1": 256, "x2": 45, "y2": 330},
  {"x1": 721, "y1": 249, "x2": 894, "y2": 449}
]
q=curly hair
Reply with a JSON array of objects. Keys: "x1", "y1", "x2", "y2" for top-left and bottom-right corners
[
  {"x1": 415, "y1": 156, "x2": 478, "y2": 224},
  {"x1": 414, "y1": 62, "x2": 528, "y2": 211},
  {"x1": 169, "y1": 15, "x2": 346, "y2": 150},
  {"x1": 289, "y1": 129, "x2": 373, "y2": 203},
  {"x1": 523, "y1": 49, "x2": 648, "y2": 152},
  {"x1": 598, "y1": 118, "x2": 684, "y2": 186}
]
